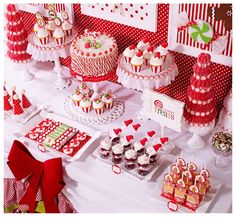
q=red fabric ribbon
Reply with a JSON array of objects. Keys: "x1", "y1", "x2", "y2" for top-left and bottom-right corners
[
  {"x1": 7, "y1": 140, "x2": 65, "y2": 213},
  {"x1": 178, "y1": 20, "x2": 197, "y2": 32}
]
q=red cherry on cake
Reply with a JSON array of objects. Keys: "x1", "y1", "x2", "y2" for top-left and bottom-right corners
[
  {"x1": 84, "y1": 42, "x2": 91, "y2": 49},
  {"x1": 136, "y1": 51, "x2": 143, "y2": 57},
  {"x1": 142, "y1": 38, "x2": 149, "y2": 43},
  {"x1": 154, "y1": 52, "x2": 161, "y2": 58},
  {"x1": 147, "y1": 46, "x2": 154, "y2": 52},
  {"x1": 129, "y1": 44, "x2": 136, "y2": 50},
  {"x1": 140, "y1": 138, "x2": 148, "y2": 146},
  {"x1": 161, "y1": 42, "x2": 168, "y2": 48}
]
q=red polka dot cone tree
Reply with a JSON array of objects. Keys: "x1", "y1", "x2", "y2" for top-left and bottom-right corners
[
  {"x1": 21, "y1": 90, "x2": 31, "y2": 109},
  {"x1": 13, "y1": 94, "x2": 24, "y2": 115},
  {"x1": 4, "y1": 82, "x2": 10, "y2": 100},
  {"x1": 4, "y1": 90, "x2": 13, "y2": 111},
  {"x1": 184, "y1": 53, "x2": 216, "y2": 149},
  {"x1": 5, "y1": 4, "x2": 34, "y2": 81}
]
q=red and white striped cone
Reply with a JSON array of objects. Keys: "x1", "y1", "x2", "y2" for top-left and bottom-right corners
[
  {"x1": 106, "y1": 102, "x2": 113, "y2": 110},
  {"x1": 124, "y1": 56, "x2": 132, "y2": 64},
  {"x1": 55, "y1": 36, "x2": 65, "y2": 45},
  {"x1": 13, "y1": 94, "x2": 24, "y2": 115},
  {"x1": 131, "y1": 64, "x2": 142, "y2": 73},
  {"x1": 4, "y1": 94, "x2": 13, "y2": 111},
  {"x1": 95, "y1": 107, "x2": 104, "y2": 115},
  {"x1": 150, "y1": 65, "x2": 162, "y2": 73},
  {"x1": 21, "y1": 90, "x2": 31, "y2": 108},
  {"x1": 82, "y1": 106, "x2": 91, "y2": 113},
  {"x1": 39, "y1": 36, "x2": 49, "y2": 45},
  {"x1": 64, "y1": 28, "x2": 72, "y2": 37}
]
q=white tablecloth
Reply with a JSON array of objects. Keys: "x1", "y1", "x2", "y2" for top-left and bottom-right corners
[{"x1": 4, "y1": 60, "x2": 232, "y2": 213}]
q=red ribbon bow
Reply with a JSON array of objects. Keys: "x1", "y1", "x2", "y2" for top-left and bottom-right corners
[
  {"x1": 178, "y1": 20, "x2": 197, "y2": 32},
  {"x1": 7, "y1": 140, "x2": 65, "y2": 213}
]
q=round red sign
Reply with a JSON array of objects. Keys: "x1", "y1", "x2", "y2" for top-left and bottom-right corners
[{"x1": 154, "y1": 100, "x2": 163, "y2": 108}]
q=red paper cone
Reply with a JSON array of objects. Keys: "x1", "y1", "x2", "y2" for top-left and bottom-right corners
[
  {"x1": 4, "y1": 93, "x2": 13, "y2": 111},
  {"x1": 13, "y1": 94, "x2": 24, "y2": 115},
  {"x1": 21, "y1": 90, "x2": 31, "y2": 108}
]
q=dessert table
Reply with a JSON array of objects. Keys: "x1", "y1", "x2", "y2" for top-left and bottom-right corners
[{"x1": 4, "y1": 60, "x2": 232, "y2": 213}]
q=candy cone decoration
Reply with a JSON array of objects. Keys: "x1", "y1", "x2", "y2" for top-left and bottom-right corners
[
  {"x1": 4, "y1": 82, "x2": 10, "y2": 100},
  {"x1": 4, "y1": 91, "x2": 13, "y2": 111},
  {"x1": 13, "y1": 94, "x2": 24, "y2": 115},
  {"x1": 12, "y1": 86, "x2": 16, "y2": 98},
  {"x1": 21, "y1": 90, "x2": 31, "y2": 108},
  {"x1": 5, "y1": 4, "x2": 31, "y2": 63}
]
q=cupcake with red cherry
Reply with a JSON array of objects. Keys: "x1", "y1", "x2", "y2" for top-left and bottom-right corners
[
  {"x1": 102, "y1": 91, "x2": 114, "y2": 109},
  {"x1": 137, "y1": 38, "x2": 150, "y2": 51},
  {"x1": 72, "y1": 91, "x2": 84, "y2": 106},
  {"x1": 123, "y1": 44, "x2": 136, "y2": 63},
  {"x1": 150, "y1": 52, "x2": 163, "y2": 74},
  {"x1": 156, "y1": 42, "x2": 169, "y2": 61},
  {"x1": 93, "y1": 98, "x2": 105, "y2": 115},
  {"x1": 143, "y1": 46, "x2": 154, "y2": 66},
  {"x1": 130, "y1": 51, "x2": 144, "y2": 73},
  {"x1": 78, "y1": 82, "x2": 92, "y2": 97}
]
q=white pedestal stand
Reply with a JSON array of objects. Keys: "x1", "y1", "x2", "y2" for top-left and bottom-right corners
[{"x1": 186, "y1": 121, "x2": 215, "y2": 149}]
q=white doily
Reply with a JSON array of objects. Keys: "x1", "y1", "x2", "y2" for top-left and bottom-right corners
[
  {"x1": 116, "y1": 53, "x2": 178, "y2": 91},
  {"x1": 64, "y1": 96, "x2": 125, "y2": 125}
]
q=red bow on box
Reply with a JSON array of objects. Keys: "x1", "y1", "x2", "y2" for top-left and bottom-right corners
[
  {"x1": 178, "y1": 20, "x2": 197, "y2": 32},
  {"x1": 7, "y1": 140, "x2": 65, "y2": 213}
]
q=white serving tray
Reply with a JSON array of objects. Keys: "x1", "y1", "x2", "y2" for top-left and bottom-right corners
[
  {"x1": 15, "y1": 110, "x2": 102, "y2": 161},
  {"x1": 91, "y1": 145, "x2": 166, "y2": 182},
  {"x1": 149, "y1": 176, "x2": 223, "y2": 213}
]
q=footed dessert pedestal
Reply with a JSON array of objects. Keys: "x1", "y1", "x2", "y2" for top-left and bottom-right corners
[
  {"x1": 27, "y1": 31, "x2": 76, "y2": 89},
  {"x1": 116, "y1": 53, "x2": 178, "y2": 91}
]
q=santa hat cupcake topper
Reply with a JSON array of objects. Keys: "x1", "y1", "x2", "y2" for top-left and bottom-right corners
[
  {"x1": 125, "y1": 135, "x2": 134, "y2": 143},
  {"x1": 113, "y1": 128, "x2": 122, "y2": 135},
  {"x1": 123, "y1": 119, "x2": 133, "y2": 127},
  {"x1": 160, "y1": 137, "x2": 169, "y2": 145},
  {"x1": 146, "y1": 131, "x2": 156, "y2": 138},
  {"x1": 140, "y1": 137, "x2": 148, "y2": 146},
  {"x1": 153, "y1": 143, "x2": 162, "y2": 152},
  {"x1": 132, "y1": 123, "x2": 141, "y2": 131}
]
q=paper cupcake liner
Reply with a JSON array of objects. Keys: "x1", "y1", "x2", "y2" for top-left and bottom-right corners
[
  {"x1": 39, "y1": 36, "x2": 49, "y2": 45},
  {"x1": 54, "y1": 36, "x2": 65, "y2": 45},
  {"x1": 151, "y1": 65, "x2": 162, "y2": 73},
  {"x1": 47, "y1": 29, "x2": 53, "y2": 37},
  {"x1": 64, "y1": 28, "x2": 73, "y2": 37},
  {"x1": 106, "y1": 102, "x2": 113, "y2": 109},
  {"x1": 73, "y1": 100, "x2": 80, "y2": 106},
  {"x1": 124, "y1": 56, "x2": 132, "y2": 64},
  {"x1": 161, "y1": 54, "x2": 167, "y2": 62},
  {"x1": 82, "y1": 106, "x2": 91, "y2": 113},
  {"x1": 95, "y1": 107, "x2": 104, "y2": 115},
  {"x1": 131, "y1": 64, "x2": 142, "y2": 73}
]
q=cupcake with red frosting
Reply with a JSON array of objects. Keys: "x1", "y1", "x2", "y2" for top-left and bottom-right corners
[
  {"x1": 137, "y1": 38, "x2": 150, "y2": 51},
  {"x1": 150, "y1": 52, "x2": 163, "y2": 73},
  {"x1": 130, "y1": 51, "x2": 144, "y2": 73},
  {"x1": 143, "y1": 46, "x2": 154, "y2": 66},
  {"x1": 123, "y1": 44, "x2": 136, "y2": 63}
]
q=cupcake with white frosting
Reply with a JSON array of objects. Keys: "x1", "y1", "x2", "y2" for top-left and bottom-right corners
[
  {"x1": 112, "y1": 144, "x2": 124, "y2": 164},
  {"x1": 37, "y1": 28, "x2": 49, "y2": 45},
  {"x1": 150, "y1": 52, "x2": 164, "y2": 73},
  {"x1": 53, "y1": 27, "x2": 65, "y2": 45},
  {"x1": 143, "y1": 46, "x2": 154, "y2": 66},
  {"x1": 33, "y1": 23, "x2": 40, "y2": 36},
  {"x1": 156, "y1": 42, "x2": 168, "y2": 61},
  {"x1": 62, "y1": 20, "x2": 73, "y2": 36},
  {"x1": 130, "y1": 51, "x2": 144, "y2": 73},
  {"x1": 46, "y1": 20, "x2": 56, "y2": 37},
  {"x1": 78, "y1": 83, "x2": 92, "y2": 96},
  {"x1": 72, "y1": 92, "x2": 84, "y2": 106},
  {"x1": 100, "y1": 137, "x2": 112, "y2": 158},
  {"x1": 80, "y1": 97, "x2": 92, "y2": 113},
  {"x1": 93, "y1": 98, "x2": 105, "y2": 115},
  {"x1": 125, "y1": 149, "x2": 137, "y2": 170},
  {"x1": 123, "y1": 44, "x2": 136, "y2": 63},
  {"x1": 102, "y1": 92, "x2": 114, "y2": 110},
  {"x1": 137, "y1": 38, "x2": 150, "y2": 51}
]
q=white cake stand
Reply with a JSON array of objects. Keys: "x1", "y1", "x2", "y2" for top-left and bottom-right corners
[{"x1": 27, "y1": 31, "x2": 76, "y2": 89}]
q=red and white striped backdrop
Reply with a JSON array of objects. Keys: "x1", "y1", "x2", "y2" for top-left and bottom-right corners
[
  {"x1": 19, "y1": 3, "x2": 232, "y2": 113},
  {"x1": 177, "y1": 3, "x2": 232, "y2": 57}
]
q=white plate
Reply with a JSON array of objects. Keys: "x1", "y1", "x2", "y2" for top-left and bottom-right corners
[
  {"x1": 15, "y1": 110, "x2": 102, "y2": 161},
  {"x1": 149, "y1": 176, "x2": 223, "y2": 213},
  {"x1": 91, "y1": 145, "x2": 166, "y2": 182}
]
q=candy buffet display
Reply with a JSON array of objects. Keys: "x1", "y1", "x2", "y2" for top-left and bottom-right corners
[
  {"x1": 64, "y1": 82, "x2": 125, "y2": 125},
  {"x1": 116, "y1": 39, "x2": 178, "y2": 91}
]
